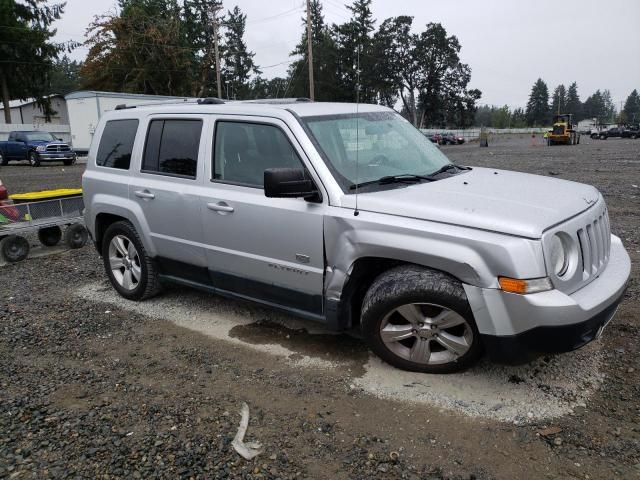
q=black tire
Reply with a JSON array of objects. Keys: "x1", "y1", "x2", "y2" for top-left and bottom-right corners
[
  {"x1": 64, "y1": 223, "x2": 88, "y2": 249},
  {"x1": 63, "y1": 157, "x2": 76, "y2": 166},
  {"x1": 101, "y1": 221, "x2": 161, "y2": 300},
  {"x1": 361, "y1": 265, "x2": 482, "y2": 373},
  {"x1": 38, "y1": 226, "x2": 62, "y2": 246},
  {"x1": 0, "y1": 235, "x2": 30, "y2": 263},
  {"x1": 28, "y1": 151, "x2": 40, "y2": 167},
  {"x1": 0, "y1": 153, "x2": 7, "y2": 166}
]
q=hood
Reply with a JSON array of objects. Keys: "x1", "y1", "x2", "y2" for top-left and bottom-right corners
[
  {"x1": 29, "y1": 140, "x2": 68, "y2": 145},
  {"x1": 344, "y1": 167, "x2": 600, "y2": 239}
]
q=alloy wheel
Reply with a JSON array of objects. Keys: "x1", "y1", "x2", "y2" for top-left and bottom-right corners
[
  {"x1": 108, "y1": 235, "x2": 141, "y2": 291},
  {"x1": 379, "y1": 302, "x2": 473, "y2": 365}
]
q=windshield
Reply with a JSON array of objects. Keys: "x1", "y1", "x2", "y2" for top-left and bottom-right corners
[
  {"x1": 302, "y1": 111, "x2": 451, "y2": 192},
  {"x1": 24, "y1": 132, "x2": 56, "y2": 142}
]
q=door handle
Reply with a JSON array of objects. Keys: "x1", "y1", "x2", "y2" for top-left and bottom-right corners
[
  {"x1": 134, "y1": 190, "x2": 155, "y2": 199},
  {"x1": 207, "y1": 202, "x2": 234, "y2": 213}
]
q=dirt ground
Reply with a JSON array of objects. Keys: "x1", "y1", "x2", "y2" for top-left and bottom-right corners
[{"x1": 1, "y1": 136, "x2": 638, "y2": 479}]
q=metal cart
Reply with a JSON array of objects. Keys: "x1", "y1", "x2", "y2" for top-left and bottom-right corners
[{"x1": 0, "y1": 195, "x2": 88, "y2": 263}]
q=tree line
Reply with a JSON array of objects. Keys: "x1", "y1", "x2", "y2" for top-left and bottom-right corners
[
  {"x1": 1, "y1": 0, "x2": 482, "y2": 127},
  {"x1": 476, "y1": 79, "x2": 640, "y2": 128}
]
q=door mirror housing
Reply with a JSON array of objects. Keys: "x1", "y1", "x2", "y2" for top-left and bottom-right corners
[{"x1": 264, "y1": 168, "x2": 321, "y2": 202}]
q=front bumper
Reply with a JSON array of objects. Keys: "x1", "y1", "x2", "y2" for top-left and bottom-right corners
[
  {"x1": 36, "y1": 152, "x2": 76, "y2": 161},
  {"x1": 464, "y1": 235, "x2": 631, "y2": 364}
]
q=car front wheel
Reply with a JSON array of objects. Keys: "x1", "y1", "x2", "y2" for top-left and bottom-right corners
[
  {"x1": 28, "y1": 151, "x2": 40, "y2": 167},
  {"x1": 361, "y1": 265, "x2": 482, "y2": 373},
  {"x1": 101, "y1": 221, "x2": 161, "y2": 300}
]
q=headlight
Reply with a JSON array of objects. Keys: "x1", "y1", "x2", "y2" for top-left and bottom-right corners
[
  {"x1": 36, "y1": 145, "x2": 46, "y2": 152},
  {"x1": 548, "y1": 234, "x2": 568, "y2": 276}
]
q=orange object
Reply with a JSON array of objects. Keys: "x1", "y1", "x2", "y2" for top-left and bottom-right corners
[{"x1": 498, "y1": 277, "x2": 528, "y2": 294}]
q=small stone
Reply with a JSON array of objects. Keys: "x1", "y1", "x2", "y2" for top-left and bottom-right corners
[
  {"x1": 627, "y1": 368, "x2": 635, "y2": 373},
  {"x1": 554, "y1": 437, "x2": 563, "y2": 446}
]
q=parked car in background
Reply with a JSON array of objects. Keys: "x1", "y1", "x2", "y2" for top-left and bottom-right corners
[
  {"x1": 0, "y1": 131, "x2": 77, "y2": 167},
  {"x1": 441, "y1": 133, "x2": 465, "y2": 145},
  {"x1": 621, "y1": 125, "x2": 639, "y2": 139},
  {"x1": 83, "y1": 99, "x2": 630, "y2": 373}
]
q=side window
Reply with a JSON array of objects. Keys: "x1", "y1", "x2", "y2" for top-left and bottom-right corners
[
  {"x1": 142, "y1": 119, "x2": 202, "y2": 178},
  {"x1": 96, "y1": 119, "x2": 139, "y2": 169},
  {"x1": 213, "y1": 121, "x2": 303, "y2": 187},
  {"x1": 8, "y1": 132, "x2": 15, "y2": 141}
]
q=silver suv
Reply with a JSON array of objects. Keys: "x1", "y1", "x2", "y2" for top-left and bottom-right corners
[{"x1": 82, "y1": 99, "x2": 631, "y2": 373}]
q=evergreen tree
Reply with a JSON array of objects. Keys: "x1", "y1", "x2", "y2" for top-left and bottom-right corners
[
  {"x1": 525, "y1": 79, "x2": 550, "y2": 126},
  {"x1": 183, "y1": 0, "x2": 224, "y2": 97},
  {"x1": 601, "y1": 89, "x2": 616, "y2": 122},
  {"x1": 222, "y1": 6, "x2": 259, "y2": 100},
  {"x1": 46, "y1": 55, "x2": 83, "y2": 95},
  {"x1": 582, "y1": 90, "x2": 605, "y2": 121},
  {"x1": 550, "y1": 84, "x2": 567, "y2": 115},
  {"x1": 565, "y1": 82, "x2": 582, "y2": 120},
  {"x1": 333, "y1": 0, "x2": 375, "y2": 103},
  {"x1": 622, "y1": 89, "x2": 640, "y2": 124},
  {"x1": 510, "y1": 107, "x2": 527, "y2": 128},
  {"x1": 0, "y1": 0, "x2": 70, "y2": 123}
]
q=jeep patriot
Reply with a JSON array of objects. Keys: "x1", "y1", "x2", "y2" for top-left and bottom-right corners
[{"x1": 82, "y1": 99, "x2": 631, "y2": 373}]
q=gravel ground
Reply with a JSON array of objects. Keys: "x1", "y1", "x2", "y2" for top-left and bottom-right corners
[{"x1": 1, "y1": 136, "x2": 639, "y2": 479}]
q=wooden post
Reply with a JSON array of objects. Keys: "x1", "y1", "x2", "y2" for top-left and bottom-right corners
[{"x1": 306, "y1": 0, "x2": 315, "y2": 101}]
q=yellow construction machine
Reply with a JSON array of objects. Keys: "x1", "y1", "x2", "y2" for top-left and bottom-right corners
[{"x1": 547, "y1": 114, "x2": 580, "y2": 145}]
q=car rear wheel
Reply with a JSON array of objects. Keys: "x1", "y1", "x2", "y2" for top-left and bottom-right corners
[
  {"x1": 28, "y1": 151, "x2": 40, "y2": 167},
  {"x1": 0, "y1": 153, "x2": 7, "y2": 166},
  {"x1": 102, "y1": 221, "x2": 161, "y2": 300},
  {"x1": 361, "y1": 265, "x2": 482, "y2": 373}
]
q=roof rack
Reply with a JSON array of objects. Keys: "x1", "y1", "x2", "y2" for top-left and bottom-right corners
[
  {"x1": 113, "y1": 96, "x2": 308, "y2": 111},
  {"x1": 239, "y1": 98, "x2": 312, "y2": 104}
]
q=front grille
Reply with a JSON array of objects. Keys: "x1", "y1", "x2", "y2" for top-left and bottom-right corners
[
  {"x1": 552, "y1": 125, "x2": 565, "y2": 135},
  {"x1": 45, "y1": 144, "x2": 70, "y2": 152},
  {"x1": 576, "y1": 209, "x2": 610, "y2": 278}
]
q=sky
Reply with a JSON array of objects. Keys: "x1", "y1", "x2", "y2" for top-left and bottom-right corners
[{"x1": 53, "y1": 0, "x2": 640, "y2": 109}]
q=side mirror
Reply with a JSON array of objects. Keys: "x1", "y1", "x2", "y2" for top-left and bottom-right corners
[
  {"x1": 58, "y1": 137, "x2": 64, "y2": 141},
  {"x1": 264, "y1": 168, "x2": 321, "y2": 202}
]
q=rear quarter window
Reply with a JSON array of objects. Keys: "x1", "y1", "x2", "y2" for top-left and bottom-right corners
[
  {"x1": 142, "y1": 119, "x2": 202, "y2": 179},
  {"x1": 96, "y1": 119, "x2": 139, "y2": 169}
]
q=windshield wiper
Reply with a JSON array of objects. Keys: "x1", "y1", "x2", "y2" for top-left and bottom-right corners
[
  {"x1": 348, "y1": 165, "x2": 472, "y2": 191},
  {"x1": 349, "y1": 174, "x2": 434, "y2": 190},
  {"x1": 428, "y1": 163, "x2": 471, "y2": 177}
]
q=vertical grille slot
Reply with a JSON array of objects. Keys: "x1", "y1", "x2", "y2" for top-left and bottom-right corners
[{"x1": 577, "y1": 209, "x2": 611, "y2": 279}]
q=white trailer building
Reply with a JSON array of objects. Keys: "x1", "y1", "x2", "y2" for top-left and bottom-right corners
[{"x1": 64, "y1": 91, "x2": 193, "y2": 153}]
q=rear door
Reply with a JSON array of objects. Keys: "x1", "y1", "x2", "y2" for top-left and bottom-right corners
[
  {"x1": 129, "y1": 115, "x2": 209, "y2": 279},
  {"x1": 200, "y1": 116, "x2": 326, "y2": 316}
]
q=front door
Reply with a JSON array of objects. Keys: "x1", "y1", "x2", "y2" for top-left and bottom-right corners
[{"x1": 200, "y1": 117, "x2": 325, "y2": 316}]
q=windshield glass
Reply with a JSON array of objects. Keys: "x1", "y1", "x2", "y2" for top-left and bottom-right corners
[
  {"x1": 24, "y1": 132, "x2": 56, "y2": 142},
  {"x1": 302, "y1": 111, "x2": 451, "y2": 192}
]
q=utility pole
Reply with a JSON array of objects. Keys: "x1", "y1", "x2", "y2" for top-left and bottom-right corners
[
  {"x1": 212, "y1": 3, "x2": 222, "y2": 99},
  {"x1": 306, "y1": 0, "x2": 315, "y2": 101}
]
